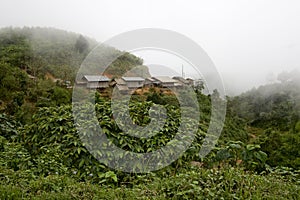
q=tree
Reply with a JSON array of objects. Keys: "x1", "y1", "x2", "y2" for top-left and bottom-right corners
[
  {"x1": 0, "y1": 31, "x2": 31, "y2": 68},
  {"x1": 50, "y1": 87, "x2": 71, "y2": 106},
  {"x1": 75, "y1": 35, "x2": 89, "y2": 54}
]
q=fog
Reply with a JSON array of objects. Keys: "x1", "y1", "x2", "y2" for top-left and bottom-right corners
[{"x1": 1, "y1": 0, "x2": 300, "y2": 95}]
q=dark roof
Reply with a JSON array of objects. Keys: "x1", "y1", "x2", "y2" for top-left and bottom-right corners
[
  {"x1": 186, "y1": 78, "x2": 194, "y2": 81},
  {"x1": 82, "y1": 75, "x2": 110, "y2": 82},
  {"x1": 122, "y1": 77, "x2": 145, "y2": 82}
]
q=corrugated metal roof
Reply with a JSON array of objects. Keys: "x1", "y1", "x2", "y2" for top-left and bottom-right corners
[
  {"x1": 83, "y1": 75, "x2": 110, "y2": 82},
  {"x1": 172, "y1": 76, "x2": 189, "y2": 84},
  {"x1": 145, "y1": 77, "x2": 155, "y2": 82},
  {"x1": 152, "y1": 76, "x2": 177, "y2": 83},
  {"x1": 122, "y1": 77, "x2": 145, "y2": 82}
]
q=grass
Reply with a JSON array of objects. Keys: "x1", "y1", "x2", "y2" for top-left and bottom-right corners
[{"x1": 0, "y1": 166, "x2": 299, "y2": 200}]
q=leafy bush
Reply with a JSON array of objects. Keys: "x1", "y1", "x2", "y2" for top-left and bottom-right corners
[
  {"x1": 0, "y1": 113, "x2": 21, "y2": 140},
  {"x1": 18, "y1": 104, "x2": 110, "y2": 181},
  {"x1": 207, "y1": 141, "x2": 267, "y2": 172},
  {"x1": 258, "y1": 129, "x2": 300, "y2": 169}
]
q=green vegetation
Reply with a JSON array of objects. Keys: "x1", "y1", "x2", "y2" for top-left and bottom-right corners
[
  {"x1": 0, "y1": 27, "x2": 146, "y2": 122},
  {"x1": 231, "y1": 74, "x2": 300, "y2": 169},
  {"x1": 0, "y1": 27, "x2": 299, "y2": 199}
]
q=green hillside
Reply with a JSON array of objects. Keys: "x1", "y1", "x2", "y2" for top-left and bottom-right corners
[
  {"x1": 0, "y1": 27, "x2": 148, "y2": 122},
  {"x1": 0, "y1": 27, "x2": 299, "y2": 199},
  {"x1": 229, "y1": 73, "x2": 300, "y2": 169},
  {"x1": 0, "y1": 27, "x2": 148, "y2": 80}
]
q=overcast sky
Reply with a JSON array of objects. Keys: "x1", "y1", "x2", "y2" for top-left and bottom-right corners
[{"x1": 1, "y1": 0, "x2": 300, "y2": 94}]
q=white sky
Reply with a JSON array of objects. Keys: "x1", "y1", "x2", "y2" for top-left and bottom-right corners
[{"x1": 1, "y1": 0, "x2": 300, "y2": 94}]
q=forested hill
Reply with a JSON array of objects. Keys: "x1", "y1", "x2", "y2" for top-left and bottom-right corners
[
  {"x1": 228, "y1": 71, "x2": 300, "y2": 169},
  {"x1": 0, "y1": 27, "x2": 299, "y2": 198},
  {"x1": 230, "y1": 70, "x2": 300, "y2": 130},
  {"x1": 0, "y1": 27, "x2": 148, "y2": 81},
  {"x1": 0, "y1": 27, "x2": 95, "y2": 81},
  {"x1": 0, "y1": 27, "x2": 148, "y2": 122}
]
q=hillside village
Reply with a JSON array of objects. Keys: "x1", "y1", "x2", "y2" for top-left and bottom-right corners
[
  {"x1": 1, "y1": 26, "x2": 300, "y2": 199},
  {"x1": 76, "y1": 75, "x2": 202, "y2": 94}
]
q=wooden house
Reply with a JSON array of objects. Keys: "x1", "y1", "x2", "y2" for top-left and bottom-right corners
[
  {"x1": 152, "y1": 76, "x2": 178, "y2": 88},
  {"x1": 186, "y1": 78, "x2": 195, "y2": 86},
  {"x1": 113, "y1": 78, "x2": 129, "y2": 94},
  {"x1": 121, "y1": 77, "x2": 145, "y2": 89},
  {"x1": 144, "y1": 77, "x2": 157, "y2": 87},
  {"x1": 81, "y1": 75, "x2": 110, "y2": 89},
  {"x1": 172, "y1": 76, "x2": 190, "y2": 85}
]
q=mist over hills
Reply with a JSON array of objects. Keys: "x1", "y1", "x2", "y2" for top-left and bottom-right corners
[
  {"x1": 2, "y1": 26, "x2": 298, "y2": 96},
  {"x1": 0, "y1": 26, "x2": 149, "y2": 81},
  {"x1": 0, "y1": 26, "x2": 300, "y2": 198}
]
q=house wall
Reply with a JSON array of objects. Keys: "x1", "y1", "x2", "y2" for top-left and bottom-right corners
[
  {"x1": 126, "y1": 81, "x2": 144, "y2": 88},
  {"x1": 144, "y1": 80, "x2": 153, "y2": 87},
  {"x1": 87, "y1": 81, "x2": 109, "y2": 89},
  {"x1": 161, "y1": 82, "x2": 175, "y2": 87},
  {"x1": 87, "y1": 82, "x2": 99, "y2": 89},
  {"x1": 98, "y1": 82, "x2": 109, "y2": 88}
]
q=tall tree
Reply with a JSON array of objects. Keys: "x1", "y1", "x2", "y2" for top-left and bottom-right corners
[{"x1": 75, "y1": 35, "x2": 89, "y2": 54}]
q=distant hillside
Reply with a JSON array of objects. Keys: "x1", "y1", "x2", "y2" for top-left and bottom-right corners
[
  {"x1": 228, "y1": 72, "x2": 300, "y2": 168},
  {"x1": 0, "y1": 27, "x2": 149, "y2": 81},
  {"x1": 231, "y1": 71, "x2": 300, "y2": 130},
  {"x1": 0, "y1": 26, "x2": 150, "y2": 121}
]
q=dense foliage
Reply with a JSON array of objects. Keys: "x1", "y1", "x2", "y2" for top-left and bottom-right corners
[
  {"x1": 0, "y1": 27, "x2": 148, "y2": 123},
  {"x1": 230, "y1": 75, "x2": 300, "y2": 169},
  {"x1": 0, "y1": 27, "x2": 299, "y2": 199},
  {"x1": 1, "y1": 95, "x2": 299, "y2": 199}
]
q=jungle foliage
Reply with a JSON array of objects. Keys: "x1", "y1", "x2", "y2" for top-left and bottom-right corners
[{"x1": 0, "y1": 27, "x2": 299, "y2": 199}]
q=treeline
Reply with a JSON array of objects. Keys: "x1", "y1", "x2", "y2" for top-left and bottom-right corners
[{"x1": 228, "y1": 71, "x2": 300, "y2": 169}]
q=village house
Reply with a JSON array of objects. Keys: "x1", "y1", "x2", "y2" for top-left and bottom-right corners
[
  {"x1": 173, "y1": 76, "x2": 196, "y2": 87},
  {"x1": 144, "y1": 77, "x2": 158, "y2": 87},
  {"x1": 121, "y1": 77, "x2": 145, "y2": 89},
  {"x1": 151, "y1": 76, "x2": 179, "y2": 88},
  {"x1": 186, "y1": 78, "x2": 195, "y2": 86},
  {"x1": 172, "y1": 76, "x2": 190, "y2": 85},
  {"x1": 81, "y1": 75, "x2": 110, "y2": 89},
  {"x1": 113, "y1": 78, "x2": 129, "y2": 94}
]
